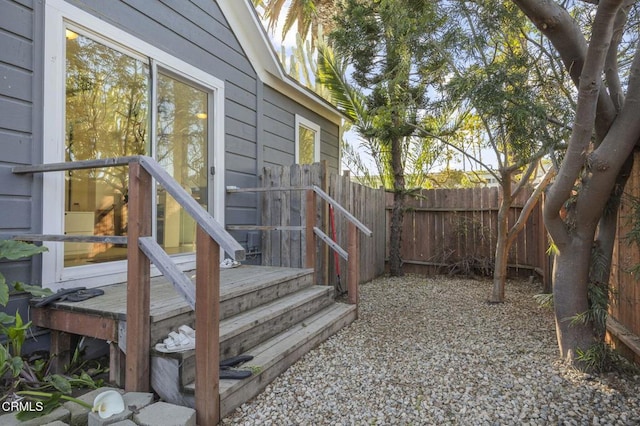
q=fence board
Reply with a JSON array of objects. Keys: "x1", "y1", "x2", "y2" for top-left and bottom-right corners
[
  {"x1": 388, "y1": 186, "x2": 546, "y2": 278},
  {"x1": 610, "y1": 151, "x2": 640, "y2": 362},
  {"x1": 259, "y1": 164, "x2": 386, "y2": 290}
]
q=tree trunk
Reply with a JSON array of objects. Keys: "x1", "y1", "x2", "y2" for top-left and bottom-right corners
[
  {"x1": 490, "y1": 174, "x2": 513, "y2": 303},
  {"x1": 552, "y1": 238, "x2": 596, "y2": 364},
  {"x1": 491, "y1": 189, "x2": 510, "y2": 303},
  {"x1": 389, "y1": 136, "x2": 405, "y2": 276},
  {"x1": 389, "y1": 190, "x2": 404, "y2": 276}
]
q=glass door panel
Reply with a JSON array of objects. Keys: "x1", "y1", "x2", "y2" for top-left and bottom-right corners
[
  {"x1": 156, "y1": 74, "x2": 208, "y2": 254},
  {"x1": 65, "y1": 31, "x2": 149, "y2": 267}
]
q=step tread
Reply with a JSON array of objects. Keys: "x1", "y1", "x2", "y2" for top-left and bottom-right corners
[
  {"x1": 153, "y1": 285, "x2": 334, "y2": 360},
  {"x1": 220, "y1": 285, "x2": 333, "y2": 340},
  {"x1": 184, "y1": 302, "x2": 357, "y2": 396},
  {"x1": 42, "y1": 265, "x2": 313, "y2": 322}
]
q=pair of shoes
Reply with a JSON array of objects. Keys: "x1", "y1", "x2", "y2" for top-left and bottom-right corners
[
  {"x1": 155, "y1": 325, "x2": 195, "y2": 353},
  {"x1": 220, "y1": 366, "x2": 252, "y2": 380},
  {"x1": 220, "y1": 354, "x2": 254, "y2": 380},
  {"x1": 220, "y1": 354, "x2": 253, "y2": 367},
  {"x1": 33, "y1": 287, "x2": 105, "y2": 307},
  {"x1": 220, "y1": 258, "x2": 241, "y2": 269}
]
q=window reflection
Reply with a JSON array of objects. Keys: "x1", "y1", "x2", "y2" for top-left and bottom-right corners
[
  {"x1": 156, "y1": 74, "x2": 208, "y2": 254},
  {"x1": 298, "y1": 126, "x2": 317, "y2": 164},
  {"x1": 65, "y1": 33, "x2": 149, "y2": 266}
]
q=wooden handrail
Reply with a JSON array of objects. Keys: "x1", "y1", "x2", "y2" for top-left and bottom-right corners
[
  {"x1": 138, "y1": 157, "x2": 244, "y2": 260},
  {"x1": 14, "y1": 156, "x2": 244, "y2": 261},
  {"x1": 228, "y1": 184, "x2": 369, "y2": 310},
  {"x1": 14, "y1": 155, "x2": 244, "y2": 425},
  {"x1": 311, "y1": 185, "x2": 372, "y2": 237},
  {"x1": 226, "y1": 184, "x2": 373, "y2": 238}
]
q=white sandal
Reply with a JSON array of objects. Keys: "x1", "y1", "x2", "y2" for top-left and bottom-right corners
[
  {"x1": 155, "y1": 329, "x2": 195, "y2": 353},
  {"x1": 220, "y1": 258, "x2": 241, "y2": 269}
]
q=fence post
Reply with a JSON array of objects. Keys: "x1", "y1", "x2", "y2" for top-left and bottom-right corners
[
  {"x1": 305, "y1": 189, "x2": 317, "y2": 281},
  {"x1": 347, "y1": 221, "x2": 359, "y2": 310},
  {"x1": 195, "y1": 226, "x2": 221, "y2": 426},
  {"x1": 126, "y1": 161, "x2": 152, "y2": 392}
]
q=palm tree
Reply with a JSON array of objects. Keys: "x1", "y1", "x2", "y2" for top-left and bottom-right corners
[{"x1": 253, "y1": 0, "x2": 338, "y2": 41}]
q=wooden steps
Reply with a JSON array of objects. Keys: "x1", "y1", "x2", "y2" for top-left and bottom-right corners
[{"x1": 148, "y1": 267, "x2": 357, "y2": 415}]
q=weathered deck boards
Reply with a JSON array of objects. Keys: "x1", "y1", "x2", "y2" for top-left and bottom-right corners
[
  {"x1": 30, "y1": 265, "x2": 314, "y2": 385},
  {"x1": 35, "y1": 265, "x2": 310, "y2": 322}
]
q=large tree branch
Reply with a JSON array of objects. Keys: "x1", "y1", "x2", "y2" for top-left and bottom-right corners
[
  {"x1": 512, "y1": 0, "x2": 617, "y2": 141},
  {"x1": 605, "y1": 0, "x2": 634, "y2": 112},
  {"x1": 507, "y1": 167, "x2": 557, "y2": 245},
  {"x1": 537, "y1": 0, "x2": 624, "y2": 246}
]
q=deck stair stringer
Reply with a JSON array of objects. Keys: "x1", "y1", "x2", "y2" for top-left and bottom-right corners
[{"x1": 144, "y1": 266, "x2": 357, "y2": 417}]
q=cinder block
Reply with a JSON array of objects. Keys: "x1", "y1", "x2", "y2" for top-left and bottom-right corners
[
  {"x1": 87, "y1": 407, "x2": 132, "y2": 426},
  {"x1": 63, "y1": 387, "x2": 123, "y2": 426},
  {"x1": 133, "y1": 401, "x2": 196, "y2": 426},
  {"x1": 105, "y1": 421, "x2": 136, "y2": 426},
  {"x1": 42, "y1": 421, "x2": 70, "y2": 426},
  {"x1": 122, "y1": 392, "x2": 154, "y2": 411}
]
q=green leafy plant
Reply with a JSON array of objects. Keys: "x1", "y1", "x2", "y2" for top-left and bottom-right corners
[{"x1": 0, "y1": 240, "x2": 106, "y2": 419}]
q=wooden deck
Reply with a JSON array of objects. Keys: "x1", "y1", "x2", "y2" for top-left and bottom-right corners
[{"x1": 30, "y1": 265, "x2": 313, "y2": 384}]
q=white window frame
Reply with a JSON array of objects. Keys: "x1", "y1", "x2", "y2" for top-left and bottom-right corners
[
  {"x1": 43, "y1": 0, "x2": 226, "y2": 290},
  {"x1": 294, "y1": 114, "x2": 321, "y2": 164}
]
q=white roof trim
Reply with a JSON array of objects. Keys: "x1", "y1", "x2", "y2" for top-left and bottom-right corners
[{"x1": 217, "y1": 1, "x2": 343, "y2": 125}]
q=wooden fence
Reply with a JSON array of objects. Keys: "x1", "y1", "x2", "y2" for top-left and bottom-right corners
[
  {"x1": 608, "y1": 151, "x2": 640, "y2": 363},
  {"x1": 260, "y1": 163, "x2": 386, "y2": 292},
  {"x1": 388, "y1": 186, "x2": 550, "y2": 286}
]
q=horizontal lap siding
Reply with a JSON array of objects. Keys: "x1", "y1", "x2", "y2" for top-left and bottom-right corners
[
  {"x1": 0, "y1": 0, "x2": 39, "y2": 230},
  {"x1": 74, "y1": 0, "x2": 260, "y2": 251},
  {"x1": 262, "y1": 85, "x2": 339, "y2": 174},
  {"x1": 0, "y1": 0, "x2": 42, "y2": 324}
]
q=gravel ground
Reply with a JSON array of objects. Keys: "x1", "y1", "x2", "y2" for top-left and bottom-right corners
[{"x1": 223, "y1": 275, "x2": 640, "y2": 425}]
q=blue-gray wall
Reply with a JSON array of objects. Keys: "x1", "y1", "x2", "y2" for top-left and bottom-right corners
[
  {"x1": 0, "y1": 0, "x2": 44, "y2": 332},
  {"x1": 0, "y1": 0, "x2": 340, "y2": 287},
  {"x1": 261, "y1": 85, "x2": 340, "y2": 174}
]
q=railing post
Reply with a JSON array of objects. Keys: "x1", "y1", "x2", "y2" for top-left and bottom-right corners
[
  {"x1": 126, "y1": 161, "x2": 152, "y2": 391},
  {"x1": 347, "y1": 221, "x2": 359, "y2": 310},
  {"x1": 305, "y1": 189, "x2": 317, "y2": 281},
  {"x1": 195, "y1": 226, "x2": 220, "y2": 426}
]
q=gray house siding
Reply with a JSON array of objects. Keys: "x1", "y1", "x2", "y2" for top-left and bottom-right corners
[
  {"x1": 63, "y1": 0, "x2": 262, "y2": 253},
  {"x1": 261, "y1": 85, "x2": 340, "y2": 174},
  {"x1": 0, "y1": 0, "x2": 45, "y2": 343},
  {"x1": 1, "y1": 0, "x2": 342, "y2": 289}
]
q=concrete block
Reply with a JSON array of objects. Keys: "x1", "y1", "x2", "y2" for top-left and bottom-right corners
[
  {"x1": 87, "y1": 404, "x2": 132, "y2": 426},
  {"x1": 106, "y1": 421, "x2": 136, "y2": 426},
  {"x1": 87, "y1": 389, "x2": 133, "y2": 426},
  {"x1": 0, "y1": 406, "x2": 70, "y2": 426},
  {"x1": 43, "y1": 421, "x2": 70, "y2": 426},
  {"x1": 122, "y1": 392, "x2": 154, "y2": 412},
  {"x1": 63, "y1": 387, "x2": 123, "y2": 426},
  {"x1": 133, "y1": 401, "x2": 196, "y2": 426}
]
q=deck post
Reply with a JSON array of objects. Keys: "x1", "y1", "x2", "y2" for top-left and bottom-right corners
[
  {"x1": 347, "y1": 221, "x2": 359, "y2": 309},
  {"x1": 305, "y1": 189, "x2": 317, "y2": 281},
  {"x1": 195, "y1": 226, "x2": 221, "y2": 426},
  {"x1": 126, "y1": 161, "x2": 152, "y2": 391}
]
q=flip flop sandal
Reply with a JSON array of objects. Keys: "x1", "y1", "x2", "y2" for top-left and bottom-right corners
[
  {"x1": 220, "y1": 354, "x2": 254, "y2": 368},
  {"x1": 33, "y1": 287, "x2": 86, "y2": 307},
  {"x1": 219, "y1": 367, "x2": 252, "y2": 380},
  {"x1": 64, "y1": 288, "x2": 105, "y2": 302}
]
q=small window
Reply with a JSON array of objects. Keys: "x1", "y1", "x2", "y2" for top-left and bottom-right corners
[{"x1": 295, "y1": 115, "x2": 320, "y2": 165}]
